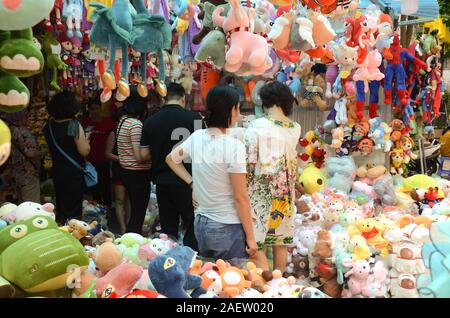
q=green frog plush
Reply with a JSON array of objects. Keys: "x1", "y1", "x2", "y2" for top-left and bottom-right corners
[
  {"x1": 0, "y1": 0, "x2": 54, "y2": 113},
  {"x1": 0, "y1": 216, "x2": 89, "y2": 294}
]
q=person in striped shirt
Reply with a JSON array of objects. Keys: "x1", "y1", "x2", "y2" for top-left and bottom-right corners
[{"x1": 117, "y1": 87, "x2": 150, "y2": 233}]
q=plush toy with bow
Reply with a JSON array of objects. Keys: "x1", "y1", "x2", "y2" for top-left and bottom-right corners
[
  {"x1": 89, "y1": 0, "x2": 134, "y2": 98},
  {"x1": 212, "y1": 0, "x2": 271, "y2": 76}
]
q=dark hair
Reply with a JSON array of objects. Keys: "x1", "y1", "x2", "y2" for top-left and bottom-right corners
[
  {"x1": 122, "y1": 86, "x2": 148, "y2": 118},
  {"x1": 47, "y1": 90, "x2": 80, "y2": 120},
  {"x1": 259, "y1": 81, "x2": 294, "y2": 116},
  {"x1": 166, "y1": 82, "x2": 185, "y2": 100},
  {"x1": 205, "y1": 85, "x2": 240, "y2": 128},
  {"x1": 86, "y1": 97, "x2": 101, "y2": 109}
]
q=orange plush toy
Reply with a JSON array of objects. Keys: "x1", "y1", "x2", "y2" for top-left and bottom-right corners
[{"x1": 216, "y1": 259, "x2": 251, "y2": 297}]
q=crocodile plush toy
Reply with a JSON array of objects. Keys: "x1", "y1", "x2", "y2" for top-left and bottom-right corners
[
  {"x1": 0, "y1": 0, "x2": 54, "y2": 113},
  {"x1": 0, "y1": 216, "x2": 89, "y2": 294}
]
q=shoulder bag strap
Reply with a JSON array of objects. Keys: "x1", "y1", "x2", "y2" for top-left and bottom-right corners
[
  {"x1": 115, "y1": 117, "x2": 128, "y2": 151},
  {"x1": 48, "y1": 120, "x2": 85, "y2": 172}
]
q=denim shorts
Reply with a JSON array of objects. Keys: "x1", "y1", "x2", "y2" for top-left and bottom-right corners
[{"x1": 194, "y1": 214, "x2": 247, "y2": 261}]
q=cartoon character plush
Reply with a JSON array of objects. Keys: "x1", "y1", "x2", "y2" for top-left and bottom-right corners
[
  {"x1": 399, "y1": 135, "x2": 417, "y2": 164},
  {"x1": 0, "y1": 0, "x2": 54, "y2": 113},
  {"x1": 95, "y1": 262, "x2": 143, "y2": 298},
  {"x1": 353, "y1": 49, "x2": 385, "y2": 120},
  {"x1": 149, "y1": 246, "x2": 206, "y2": 298},
  {"x1": 376, "y1": 13, "x2": 393, "y2": 59},
  {"x1": 42, "y1": 31, "x2": 68, "y2": 92},
  {"x1": 334, "y1": 43, "x2": 358, "y2": 79},
  {"x1": 89, "y1": 0, "x2": 133, "y2": 98},
  {"x1": 212, "y1": 0, "x2": 271, "y2": 76},
  {"x1": 390, "y1": 148, "x2": 405, "y2": 175},
  {"x1": 130, "y1": 0, "x2": 171, "y2": 97},
  {"x1": 0, "y1": 202, "x2": 55, "y2": 223},
  {"x1": 192, "y1": 1, "x2": 229, "y2": 45},
  {"x1": 0, "y1": 119, "x2": 11, "y2": 166},
  {"x1": 62, "y1": 0, "x2": 83, "y2": 38},
  {"x1": 341, "y1": 259, "x2": 371, "y2": 297},
  {"x1": 0, "y1": 216, "x2": 89, "y2": 293},
  {"x1": 384, "y1": 33, "x2": 428, "y2": 106},
  {"x1": 368, "y1": 117, "x2": 392, "y2": 152},
  {"x1": 139, "y1": 233, "x2": 176, "y2": 262}
]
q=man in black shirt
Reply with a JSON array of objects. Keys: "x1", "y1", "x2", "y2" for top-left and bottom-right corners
[{"x1": 140, "y1": 83, "x2": 203, "y2": 250}]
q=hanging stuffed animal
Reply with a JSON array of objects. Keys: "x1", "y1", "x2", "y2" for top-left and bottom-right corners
[
  {"x1": 45, "y1": 0, "x2": 65, "y2": 31},
  {"x1": 130, "y1": 0, "x2": 171, "y2": 97},
  {"x1": 430, "y1": 62, "x2": 443, "y2": 118},
  {"x1": 89, "y1": 0, "x2": 134, "y2": 98},
  {"x1": 376, "y1": 13, "x2": 393, "y2": 59},
  {"x1": 353, "y1": 49, "x2": 385, "y2": 120},
  {"x1": 81, "y1": 42, "x2": 96, "y2": 92},
  {"x1": 384, "y1": 33, "x2": 428, "y2": 107},
  {"x1": 42, "y1": 31, "x2": 68, "y2": 92},
  {"x1": 63, "y1": 0, "x2": 84, "y2": 39},
  {"x1": 0, "y1": 0, "x2": 54, "y2": 113},
  {"x1": 70, "y1": 36, "x2": 83, "y2": 86},
  {"x1": 212, "y1": 0, "x2": 271, "y2": 76}
]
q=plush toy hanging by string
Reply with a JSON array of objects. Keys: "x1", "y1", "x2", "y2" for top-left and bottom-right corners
[
  {"x1": 63, "y1": 0, "x2": 84, "y2": 39},
  {"x1": 89, "y1": 0, "x2": 134, "y2": 99},
  {"x1": 130, "y1": 0, "x2": 171, "y2": 97},
  {"x1": 45, "y1": 0, "x2": 65, "y2": 32}
]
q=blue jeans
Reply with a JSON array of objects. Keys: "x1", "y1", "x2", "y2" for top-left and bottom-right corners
[{"x1": 194, "y1": 214, "x2": 247, "y2": 261}]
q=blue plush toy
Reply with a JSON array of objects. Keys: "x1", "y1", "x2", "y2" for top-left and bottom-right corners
[
  {"x1": 417, "y1": 220, "x2": 450, "y2": 298},
  {"x1": 130, "y1": 0, "x2": 171, "y2": 97},
  {"x1": 89, "y1": 0, "x2": 134, "y2": 98},
  {"x1": 148, "y1": 246, "x2": 206, "y2": 298},
  {"x1": 325, "y1": 156, "x2": 356, "y2": 194}
]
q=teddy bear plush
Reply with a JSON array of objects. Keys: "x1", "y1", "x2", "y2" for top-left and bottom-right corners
[
  {"x1": 312, "y1": 230, "x2": 333, "y2": 259},
  {"x1": 390, "y1": 119, "x2": 406, "y2": 144},
  {"x1": 300, "y1": 74, "x2": 327, "y2": 110}
]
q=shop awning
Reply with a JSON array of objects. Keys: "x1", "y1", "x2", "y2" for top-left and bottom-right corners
[{"x1": 366, "y1": 0, "x2": 439, "y2": 20}]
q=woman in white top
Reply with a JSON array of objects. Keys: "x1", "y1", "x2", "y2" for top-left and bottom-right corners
[
  {"x1": 166, "y1": 85, "x2": 257, "y2": 261},
  {"x1": 245, "y1": 81, "x2": 301, "y2": 272}
]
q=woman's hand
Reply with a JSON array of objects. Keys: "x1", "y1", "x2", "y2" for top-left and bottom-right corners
[
  {"x1": 192, "y1": 191, "x2": 199, "y2": 209},
  {"x1": 245, "y1": 238, "x2": 258, "y2": 258}
]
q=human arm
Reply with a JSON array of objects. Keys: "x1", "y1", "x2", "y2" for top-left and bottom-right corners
[
  {"x1": 105, "y1": 131, "x2": 119, "y2": 162},
  {"x1": 230, "y1": 173, "x2": 257, "y2": 257},
  {"x1": 139, "y1": 120, "x2": 151, "y2": 162},
  {"x1": 129, "y1": 120, "x2": 148, "y2": 163},
  {"x1": 165, "y1": 146, "x2": 193, "y2": 185},
  {"x1": 74, "y1": 123, "x2": 91, "y2": 157}
]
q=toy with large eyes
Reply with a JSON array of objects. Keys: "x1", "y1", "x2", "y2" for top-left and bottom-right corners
[
  {"x1": 0, "y1": 216, "x2": 89, "y2": 293},
  {"x1": 358, "y1": 137, "x2": 375, "y2": 156},
  {"x1": 0, "y1": 119, "x2": 11, "y2": 166}
]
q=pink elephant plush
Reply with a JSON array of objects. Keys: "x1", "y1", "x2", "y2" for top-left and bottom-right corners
[{"x1": 212, "y1": 0, "x2": 271, "y2": 76}]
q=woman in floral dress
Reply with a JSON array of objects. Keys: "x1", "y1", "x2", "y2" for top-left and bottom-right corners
[{"x1": 245, "y1": 81, "x2": 301, "y2": 271}]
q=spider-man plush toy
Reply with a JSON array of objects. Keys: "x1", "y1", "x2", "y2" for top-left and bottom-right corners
[{"x1": 384, "y1": 33, "x2": 428, "y2": 107}]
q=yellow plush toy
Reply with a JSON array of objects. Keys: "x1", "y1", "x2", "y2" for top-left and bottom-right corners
[
  {"x1": 299, "y1": 164, "x2": 326, "y2": 195},
  {"x1": 400, "y1": 174, "x2": 445, "y2": 199},
  {"x1": 0, "y1": 119, "x2": 11, "y2": 166},
  {"x1": 355, "y1": 218, "x2": 388, "y2": 257},
  {"x1": 349, "y1": 235, "x2": 371, "y2": 261}
]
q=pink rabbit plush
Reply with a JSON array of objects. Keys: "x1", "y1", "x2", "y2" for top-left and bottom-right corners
[
  {"x1": 212, "y1": 0, "x2": 271, "y2": 76},
  {"x1": 341, "y1": 259, "x2": 371, "y2": 297}
]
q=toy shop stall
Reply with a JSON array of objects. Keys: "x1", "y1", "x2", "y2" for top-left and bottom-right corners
[{"x1": 1, "y1": 0, "x2": 450, "y2": 300}]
